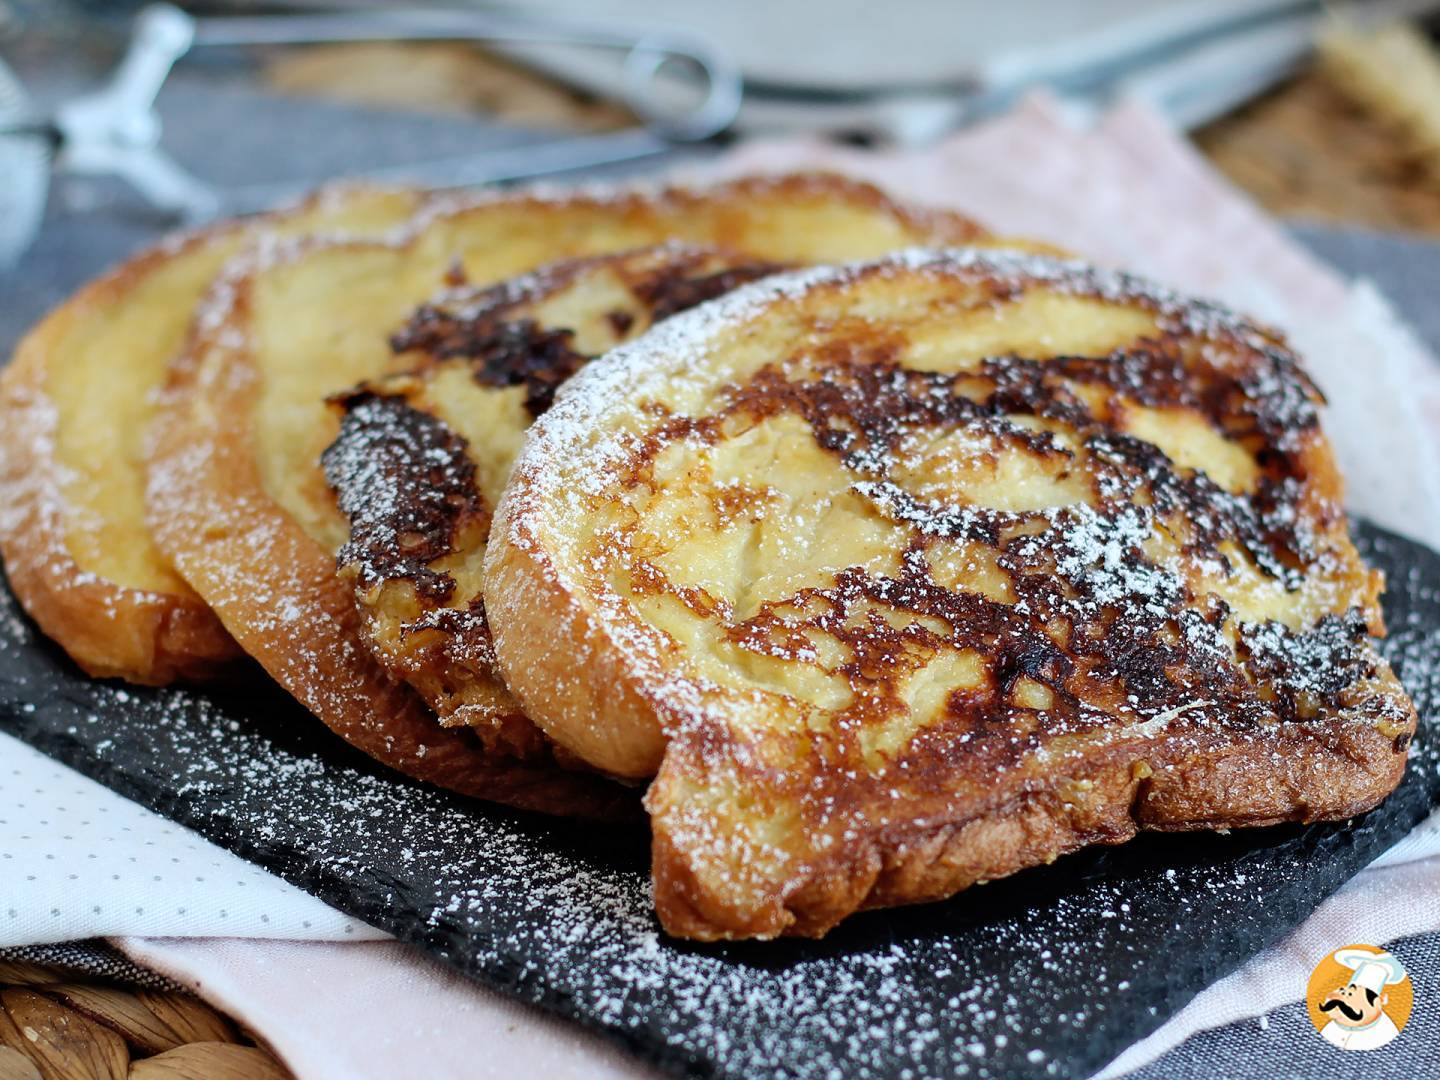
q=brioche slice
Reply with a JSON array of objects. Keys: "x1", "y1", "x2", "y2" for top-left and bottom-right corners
[
  {"x1": 485, "y1": 249, "x2": 1418, "y2": 938},
  {"x1": 0, "y1": 186, "x2": 423, "y2": 683},
  {"x1": 323, "y1": 244, "x2": 783, "y2": 749},
  {"x1": 145, "y1": 174, "x2": 995, "y2": 813}
]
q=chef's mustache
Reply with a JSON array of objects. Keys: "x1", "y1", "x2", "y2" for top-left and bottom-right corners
[{"x1": 1320, "y1": 997, "x2": 1364, "y2": 1022}]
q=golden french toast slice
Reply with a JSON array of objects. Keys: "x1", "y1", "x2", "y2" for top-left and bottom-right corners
[
  {"x1": 486, "y1": 249, "x2": 1417, "y2": 937},
  {"x1": 146, "y1": 174, "x2": 996, "y2": 814},
  {"x1": 322, "y1": 245, "x2": 783, "y2": 750},
  {"x1": 0, "y1": 186, "x2": 423, "y2": 684}
]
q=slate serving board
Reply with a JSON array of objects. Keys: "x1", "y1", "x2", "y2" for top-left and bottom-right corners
[
  {"x1": 3, "y1": 21, "x2": 1439, "y2": 1071},
  {"x1": 1, "y1": 522, "x2": 1438, "y2": 1079}
]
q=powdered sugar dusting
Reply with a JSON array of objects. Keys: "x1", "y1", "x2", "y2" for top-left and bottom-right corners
[
  {"x1": 504, "y1": 248, "x2": 1381, "y2": 748},
  {"x1": 1, "y1": 526, "x2": 1437, "y2": 1078},
  {"x1": 514, "y1": 247, "x2": 1286, "y2": 531}
]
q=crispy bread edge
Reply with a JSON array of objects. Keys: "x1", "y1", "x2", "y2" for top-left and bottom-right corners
[
  {"x1": 485, "y1": 526, "x2": 667, "y2": 780},
  {"x1": 649, "y1": 712, "x2": 1411, "y2": 939},
  {"x1": 0, "y1": 184, "x2": 426, "y2": 684},
  {"x1": 412, "y1": 170, "x2": 990, "y2": 247},
  {"x1": 0, "y1": 231, "x2": 242, "y2": 683},
  {"x1": 145, "y1": 253, "x2": 638, "y2": 821}
]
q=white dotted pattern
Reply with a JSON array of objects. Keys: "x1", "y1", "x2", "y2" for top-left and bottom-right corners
[{"x1": 0, "y1": 732, "x2": 383, "y2": 946}]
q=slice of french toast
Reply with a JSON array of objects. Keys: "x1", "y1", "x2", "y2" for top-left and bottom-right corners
[
  {"x1": 485, "y1": 248, "x2": 1418, "y2": 938},
  {"x1": 0, "y1": 186, "x2": 424, "y2": 684},
  {"x1": 322, "y1": 245, "x2": 783, "y2": 752},
  {"x1": 145, "y1": 174, "x2": 997, "y2": 814}
]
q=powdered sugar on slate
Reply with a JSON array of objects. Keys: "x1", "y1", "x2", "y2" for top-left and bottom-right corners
[
  {"x1": 2, "y1": 527, "x2": 1437, "y2": 1077},
  {"x1": 7, "y1": 331, "x2": 1440, "y2": 1079}
]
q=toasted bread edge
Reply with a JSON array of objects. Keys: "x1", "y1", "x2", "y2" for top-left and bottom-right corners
[
  {"x1": 146, "y1": 255, "x2": 639, "y2": 821},
  {"x1": 0, "y1": 232, "x2": 243, "y2": 683},
  {"x1": 485, "y1": 524, "x2": 667, "y2": 780}
]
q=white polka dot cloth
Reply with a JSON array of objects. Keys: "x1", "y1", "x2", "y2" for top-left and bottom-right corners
[{"x1": 0, "y1": 732, "x2": 383, "y2": 946}]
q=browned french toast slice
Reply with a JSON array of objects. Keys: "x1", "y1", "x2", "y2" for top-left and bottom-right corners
[
  {"x1": 322, "y1": 245, "x2": 783, "y2": 751},
  {"x1": 146, "y1": 174, "x2": 998, "y2": 814},
  {"x1": 485, "y1": 249, "x2": 1417, "y2": 937},
  {"x1": 0, "y1": 186, "x2": 424, "y2": 684}
]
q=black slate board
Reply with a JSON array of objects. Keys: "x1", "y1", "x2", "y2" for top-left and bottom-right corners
[{"x1": 1, "y1": 521, "x2": 1438, "y2": 1079}]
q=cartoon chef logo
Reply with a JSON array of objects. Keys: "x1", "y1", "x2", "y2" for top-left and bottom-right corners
[{"x1": 1307, "y1": 945, "x2": 1412, "y2": 1051}]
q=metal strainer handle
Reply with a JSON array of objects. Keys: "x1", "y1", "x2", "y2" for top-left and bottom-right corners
[{"x1": 2, "y1": 3, "x2": 743, "y2": 250}]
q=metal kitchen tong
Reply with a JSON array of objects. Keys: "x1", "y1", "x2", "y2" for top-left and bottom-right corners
[{"x1": 0, "y1": 3, "x2": 742, "y2": 261}]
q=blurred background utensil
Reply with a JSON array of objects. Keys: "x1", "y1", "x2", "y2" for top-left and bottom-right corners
[
  {"x1": 5, "y1": 0, "x2": 1440, "y2": 267},
  {"x1": 476, "y1": 0, "x2": 1440, "y2": 139},
  {"x1": 0, "y1": 1, "x2": 742, "y2": 263},
  {"x1": 0, "y1": 44, "x2": 48, "y2": 266}
]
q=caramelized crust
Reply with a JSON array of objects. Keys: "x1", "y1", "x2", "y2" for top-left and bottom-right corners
[
  {"x1": 147, "y1": 174, "x2": 1003, "y2": 813},
  {"x1": 146, "y1": 259, "x2": 638, "y2": 819},
  {"x1": 0, "y1": 186, "x2": 424, "y2": 683},
  {"x1": 323, "y1": 245, "x2": 782, "y2": 745},
  {"x1": 486, "y1": 249, "x2": 1417, "y2": 937}
]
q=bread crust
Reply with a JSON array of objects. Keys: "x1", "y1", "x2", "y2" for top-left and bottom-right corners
[
  {"x1": 325, "y1": 245, "x2": 783, "y2": 749},
  {"x1": 146, "y1": 265, "x2": 638, "y2": 819},
  {"x1": 486, "y1": 535, "x2": 670, "y2": 779},
  {"x1": 146, "y1": 174, "x2": 995, "y2": 815},
  {"x1": 0, "y1": 187, "x2": 423, "y2": 684},
  {"x1": 487, "y1": 249, "x2": 1418, "y2": 938},
  {"x1": 646, "y1": 708, "x2": 1407, "y2": 939},
  {"x1": 0, "y1": 230, "x2": 244, "y2": 683}
]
